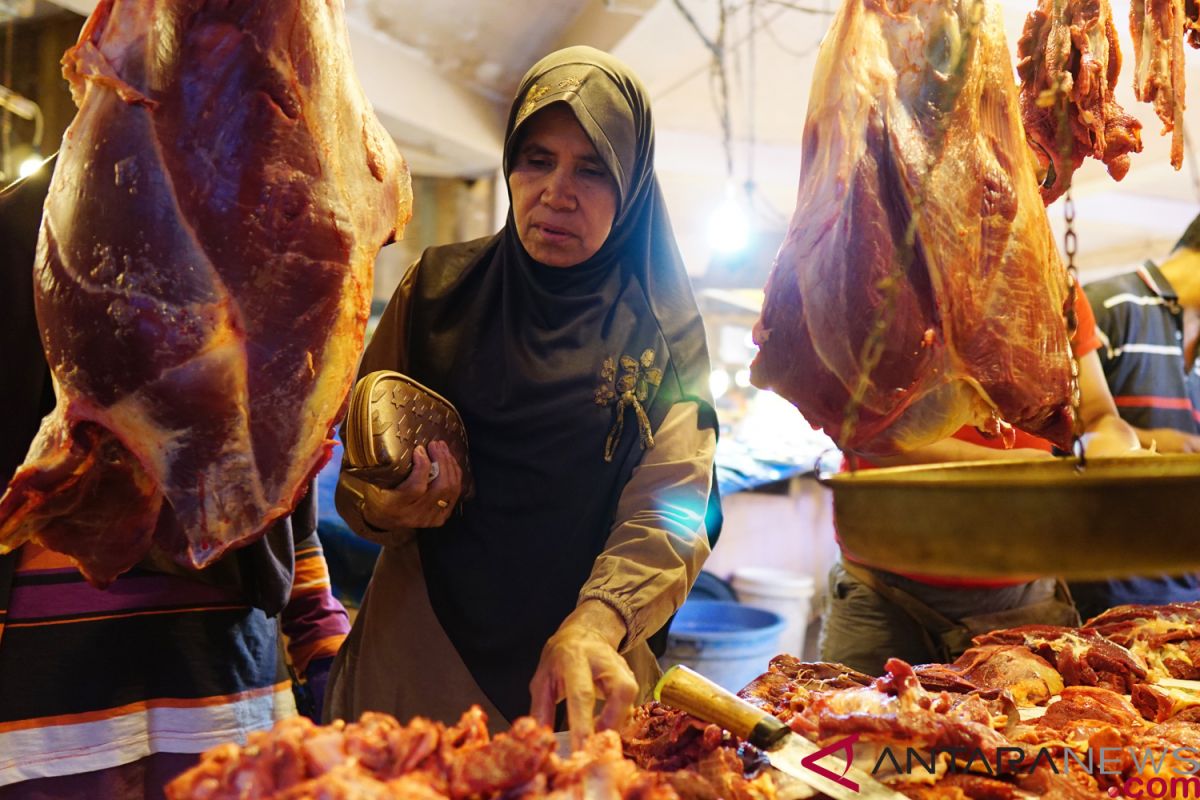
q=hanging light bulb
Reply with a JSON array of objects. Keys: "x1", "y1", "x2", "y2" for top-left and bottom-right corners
[
  {"x1": 707, "y1": 185, "x2": 750, "y2": 255},
  {"x1": 18, "y1": 153, "x2": 44, "y2": 179},
  {"x1": 709, "y1": 368, "x2": 731, "y2": 400}
]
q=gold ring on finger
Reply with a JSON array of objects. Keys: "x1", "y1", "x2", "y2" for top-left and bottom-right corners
[{"x1": 436, "y1": 499, "x2": 449, "y2": 509}]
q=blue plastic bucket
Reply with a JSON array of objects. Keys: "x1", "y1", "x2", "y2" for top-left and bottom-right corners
[{"x1": 660, "y1": 599, "x2": 786, "y2": 692}]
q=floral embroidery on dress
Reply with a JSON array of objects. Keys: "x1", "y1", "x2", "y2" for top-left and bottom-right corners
[{"x1": 594, "y1": 349, "x2": 663, "y2": 462}]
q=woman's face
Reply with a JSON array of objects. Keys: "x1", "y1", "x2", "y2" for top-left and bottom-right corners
[{"x1": 508, "y1": 104, "x2": 618, "y2": 268}]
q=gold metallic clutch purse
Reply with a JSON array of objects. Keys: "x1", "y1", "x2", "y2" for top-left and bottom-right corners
[{"x1": 343, "y1": 370, "x2": 473, "y2": 497}]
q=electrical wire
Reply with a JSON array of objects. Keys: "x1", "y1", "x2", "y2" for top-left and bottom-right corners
[
  {"x1": 664, "y1": 0, "x2": 826, "y2": 231},
  {"x1": 2, "y1": 15, "x2": 12, "y2": 180},
  {"x1": 745, "y1": 0, "x2": 756, "y2": 210},
  {"x1": 656, "y1": 2, "x2": 790, "y2": 101},
  {"x1": 1184, "y1": 127, "x2": 1200, "y2": 203},
  {"x1": 758, "y1": 8, "x2": 826, "y2": 59},
  {"x1": 670, "y1": 0, "x2": 736, "y2": 177},
  {"x1": 761, "y1": 0, "x2": 835, "y2": 12}
]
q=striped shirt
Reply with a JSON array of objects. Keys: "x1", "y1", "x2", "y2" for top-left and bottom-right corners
[
  {"x1": 0, "y1": 527, "x2": 348, "y2": 788},
  {"x1": 1085, "y1": 262, "x2": 1200, "y2": 433},
  {"x1": 1070, "y1": 263, "x2": 1200, "y2": 615}
]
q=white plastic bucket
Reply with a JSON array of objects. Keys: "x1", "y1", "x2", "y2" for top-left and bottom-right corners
[
  {"x1": 731, "y1": 567, "x2": 815, "y2": 658},
  {"x1": 661, "y1": 599, "x2": 785, "y2": 692}
]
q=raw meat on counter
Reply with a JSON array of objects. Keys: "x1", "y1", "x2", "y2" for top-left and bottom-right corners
[
  {"x1": 913, "y1": 644, "x2": 1065, "y2": 706},
  {"x1": 750, "y1": 0, "x2": 1076, "y2": 456},
  {"x1": 1132, "y1": 681, "x2": 1200, "y2": 721},
  {"x1": 1016, "y1": 0, "x2": 1143, "y2": 203},
  {"x1": 973, "y1": 624, "x2": 1149, "y2": 692},
  {"x1": 167, "y1": 706, "x2": 777, "y2": 799},
  {"x1": 0, "y1": 0, "x2": 412, "y2": 585},
  {"x1": 738, "y1": 654, "x2": 875, "y2": 724},
  {"x1": 166, "y1": 603, "x2": 1200, "y2": 798},
  {"x1": 1085, "y1": 602, "x2": 1200, "y2": 680},
  {"x1": 732, "y1": 603, "x2": 1200, "y2": 797},
  {"x1": 167, "y1": 709, "x2": 556, "y2": 800}
]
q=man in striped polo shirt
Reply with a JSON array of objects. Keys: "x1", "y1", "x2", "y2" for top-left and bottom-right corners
[{"x1": 1069, "y1": 214, "x2": 1200, "y2": 619}]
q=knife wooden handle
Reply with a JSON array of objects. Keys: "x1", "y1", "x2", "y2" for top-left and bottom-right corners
[{"x1": 655, "y1": 665, "x2": 790, "y2": 749}]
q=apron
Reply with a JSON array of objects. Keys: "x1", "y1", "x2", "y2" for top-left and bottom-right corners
[{"x1": 840, "y1": 561, "x2": 1081, "y2": 663}]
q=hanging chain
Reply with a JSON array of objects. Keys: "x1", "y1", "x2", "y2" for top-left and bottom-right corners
[
  {"x1": 1038, "y1": 0, "x2": 1085, "y2": 462},
  {"x1": 1063, "y1": 190, "x2": 1085, "y2": 464},
  {"x1": 1063, "y1": 192, "x2": 1079, "y2": 334},
  {"x1": 2, "y1": 15, "x2": 12, "y2": 181}
]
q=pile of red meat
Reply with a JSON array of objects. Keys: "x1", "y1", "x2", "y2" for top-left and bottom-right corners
[
  {"x1": 166, "y1": 705, "x2": 775, "y2": 799},
  {"x1": 736, "y1": 602, "x2": 1200, "y2": 798},
  {"x1": 168, "y1": 603, "x2": 1200, "y2": 799}
]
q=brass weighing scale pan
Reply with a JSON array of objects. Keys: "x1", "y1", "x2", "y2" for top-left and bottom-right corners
[{"x1": 826, "y1": 454, "x2": 1200, "y2": 579}]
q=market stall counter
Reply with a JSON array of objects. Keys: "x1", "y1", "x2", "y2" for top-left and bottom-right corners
[{"x1": 164, "y1": 602, "x2": 1200, "y2": 799}]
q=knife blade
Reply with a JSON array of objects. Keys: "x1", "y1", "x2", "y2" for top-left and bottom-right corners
[{"x1": 655, "y1": 665, "x2": 906, "y2": 800}]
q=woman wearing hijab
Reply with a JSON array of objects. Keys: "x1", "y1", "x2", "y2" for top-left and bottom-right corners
[{"x1": 326, "y1": 46, "x2": 720, "y2": 746}]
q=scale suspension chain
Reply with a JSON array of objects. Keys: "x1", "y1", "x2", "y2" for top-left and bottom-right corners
[{"x1": 1063, "y1": 190, "x2": 1084, "y2": 466}]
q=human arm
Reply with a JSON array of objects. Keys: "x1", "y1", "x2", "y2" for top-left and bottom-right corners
[
  {"x1": 335, "y1": 441, "x2": 464, "y2": 542},
  {"x1": 529, "y1": 599, "x2": 636, "y2": 750},
  {"x1": 1131, "y1": 427, "x2": 1200, "y2": 452},
  {"x1": 862, "y1": 351, "x2": 1141, "y2": 464},
  {"x1": 866, "y1": 285, "x2": 1140, "y2": 464},
  {"x1": 333, "y1": 259, "x2": 463, "y2": 541},
  {"x1": 862, "y1": 439, "x2": 1054, "y2": 466},
  {"x1": 279, "y1": 530, "x2": 350, "y2": 720},
  {"x1": 529, "y1": 402, "x2": 714, "y2": 748},
  {"x1": 1074, "y1": 349, "x2": 1143, "y2": 456},
  {"x1": 1072, "y1": 282, "x2": 1142, "y2": 456}
]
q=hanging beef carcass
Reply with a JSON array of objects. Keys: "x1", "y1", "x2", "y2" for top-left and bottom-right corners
[
  {"x1": 0, "y1": 0, "x2": 412, "y2": 585},
  {"x1": 1017, "y1": 0, "x2": 1143, "y2": 204},
  {"x1": 751, "y1": 0, "x2": 1076, "y2": 456},
  {"x1": 1131, "y1": 0, "x2": 1188, "y2": 169}
]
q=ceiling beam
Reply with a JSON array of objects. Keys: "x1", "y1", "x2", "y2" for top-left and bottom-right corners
[
  {"x1": 552, "y1": 0, "x2": 657, "y2": 52},
  {"x1": 344, "y1": 21, "x2": 503, "y2": 177}
]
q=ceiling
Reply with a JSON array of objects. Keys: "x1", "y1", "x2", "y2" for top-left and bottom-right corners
[{"x1": 38, "y1": 0, "x2": 1200, "y2": 281}]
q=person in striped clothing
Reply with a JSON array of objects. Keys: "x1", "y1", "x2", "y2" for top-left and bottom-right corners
[
  {"x1": 0, "y1": 160, "x2": 350, "y2": 800},
  {"x1": 1068, "y1": 214, "x2": 1200, "y2": 619}
]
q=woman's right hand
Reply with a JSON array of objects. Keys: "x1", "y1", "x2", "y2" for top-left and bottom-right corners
[{"x1": 361, "y1": 441, "x2": 463, "y2": 530}]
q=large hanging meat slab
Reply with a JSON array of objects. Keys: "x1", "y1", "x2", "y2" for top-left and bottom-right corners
[
  {"x1": 751, "y1": 0, "x2": 1075, "y2": 456},
  {"x1": 0, "y1": 0, "x2": 412, "y2": 585}
]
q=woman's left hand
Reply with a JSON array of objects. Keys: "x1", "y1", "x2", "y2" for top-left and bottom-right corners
[
  {"x1": 360, "y1": 441, "x2": 463, "y2": 530},
  {"x1": 529, "y1": 600, "x2": 638, "y2": 751}
]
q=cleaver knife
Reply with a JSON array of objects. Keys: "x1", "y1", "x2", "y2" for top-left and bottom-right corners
[{"x1": 655, "y1": 665, "x2": 906, "y2": 800}]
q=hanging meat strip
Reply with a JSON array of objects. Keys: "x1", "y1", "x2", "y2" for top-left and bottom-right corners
[
  {"x1": 751, "y1": 0, "x2": 1076, "y2": 456},
  {"x1": 1131, "y1": 0, "x2": 1188, "y2": 168},
  {"x1": 0, "y1": 0, "x2": 412, "y2": 585},
  {"x1": 1016, "y1": 0, "x2": 1143, "y2": 204}
]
